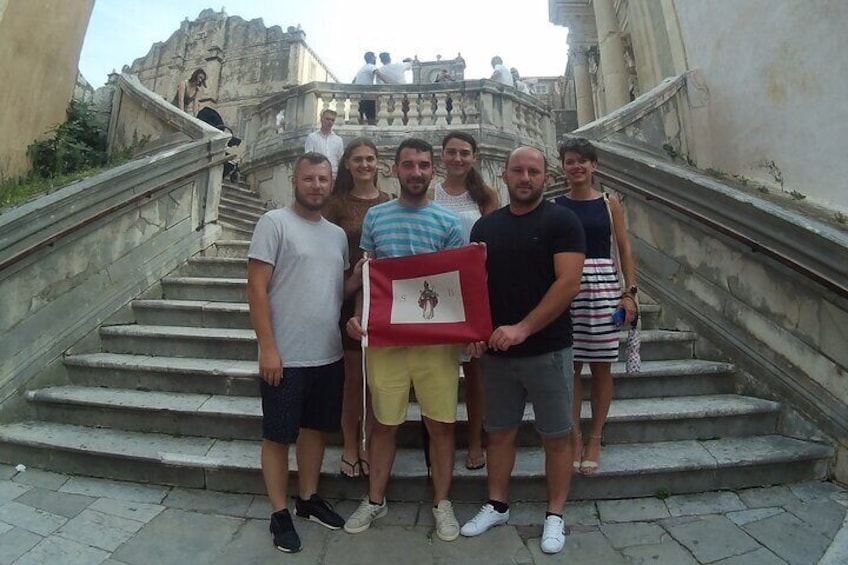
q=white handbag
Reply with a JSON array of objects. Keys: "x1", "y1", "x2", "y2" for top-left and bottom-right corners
[{"x1": 604, "y1": 193, "x2": 641, "y2": 375}]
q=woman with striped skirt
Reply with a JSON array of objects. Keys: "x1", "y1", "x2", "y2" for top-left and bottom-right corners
[{"x1": 555, "y1": 138, "x2": 638, "y2": 475}]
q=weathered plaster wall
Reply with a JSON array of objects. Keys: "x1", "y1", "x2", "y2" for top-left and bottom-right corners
[
  {"x1": 672, "y1": 0, "x2": 848, "y2": 211},
  {"x1": 0, "y1": 0, "x2": 94, "y2": 178}
]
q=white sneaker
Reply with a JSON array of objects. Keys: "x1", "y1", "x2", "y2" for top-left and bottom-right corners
[
  {"x1": 343, "y1": 497, "x2": 387, "y2": 534},
  {"x1": 460, "y1": 503, "x2": 509, "y2": 537},
  {"x1": 432, "y1": 500, "x2": 460, "y2": 541},
  {"x1": 540, "y1": 514, "x2": 566, "y2": 554}
]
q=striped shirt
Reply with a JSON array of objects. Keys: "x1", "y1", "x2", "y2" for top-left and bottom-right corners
[{"x1": 360, "y1": 199, "x2": 464, "y2": 258}]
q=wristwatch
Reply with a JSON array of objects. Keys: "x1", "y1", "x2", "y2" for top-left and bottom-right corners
[{"x1": 628, "y1": 285, "x2": 638, "y2": 296}]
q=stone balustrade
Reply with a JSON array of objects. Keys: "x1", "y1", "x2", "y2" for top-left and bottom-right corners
[{"x1": 241, "y1": 80, "x2": 557, "y2": 208}]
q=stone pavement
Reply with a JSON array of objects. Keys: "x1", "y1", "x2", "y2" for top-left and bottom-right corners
[{"x1": 1, "y1": 464, "x2": 846, "y2": 565}]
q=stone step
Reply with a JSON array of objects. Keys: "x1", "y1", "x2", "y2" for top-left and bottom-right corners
[
  {"x1": 161, "y1": 277, "x2": 247, "y2": 302},
  {"x1": 64, "y1": 353, "x2": 261, "y2": 396},
  {"x1": 63, "y1": 354, "x2": 735, "y2": 399},
  {"x1": 219, "y1": 198, "x2": 265, "y2": 218},
  {"x1": 129, "y1": 296, "x2": 663, "y2": 336},
  {"x1": 132, "y1": 300, "x2": 250, "y2": 329},
  {"x1": 100, "y1": 325, "x2": 257, "y2": 360},
  {"x1": 202, "y1": 240, "x2": 250, "y2": 259},
  {"x1": 221, "y1": 184, "x2": 261, "y2": 202},
  {"x1": 219, "y1": 198, "x2": 268, "y2": 216},
  {"x1": 217, "y1": 215, "x2": 257, "y2": 233},
  {"x1": 219, "y1": 221, "x2": 253, "y2": 239},
  {"x1": 222, "y1": 180, "x2": 257, "y2": 195},
  {"x1": 98, "y1": 324, "x2": 696, "y2": 361},
  {"x1": 25, "y1": 385, "x2": 781, "y2": 446},
  {"x1": 0, "y1": 422, "x2": 831, "y2": 501},
  {"x1": 221, "y1": 192, "x2": 265, "y2": 209},
  {"x1": 174, "y1": 257, "x2": 248, "y2": 279}
]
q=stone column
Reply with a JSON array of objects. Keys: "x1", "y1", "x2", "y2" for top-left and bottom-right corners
[
  {"x1": 593, "y1": 0, "x2": 630, "y2": 112},
  {"x1": 571, "y1": 48, "x2": 596, "y2": 127}
]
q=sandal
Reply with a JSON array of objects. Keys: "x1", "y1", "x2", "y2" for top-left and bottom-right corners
[
  {"x1": 572, "y1": 430, "x2": 584, "y2": 471},
  {"x1": 358, "y1": 458, "x2": 370, "y2": 477},
  {"x1": 340, "y1": 457, "x2": 361, "y2": 479},
  {"x1": 579, "y1": 435, "x2": 603, "y2": 476},
  {"x1": 465, "y1": 450, "x2": 486, "y2": 470}
]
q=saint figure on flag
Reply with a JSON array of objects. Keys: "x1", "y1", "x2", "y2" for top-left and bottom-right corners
[{"x1": 418, "y1": 281, "x2": 439, "y2": 320}]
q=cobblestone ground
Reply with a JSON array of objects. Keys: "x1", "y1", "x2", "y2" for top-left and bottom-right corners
[{"x1": 0, "y1": 464, "x2": 846, "y2": 564}]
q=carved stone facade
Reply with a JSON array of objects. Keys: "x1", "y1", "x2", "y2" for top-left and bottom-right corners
[
  {"x1": 411, "y1": 55, "x2": 466, "y2": 84},
  {"x1": 123, "y1": 9, "x2": 337, "y2": 136}
]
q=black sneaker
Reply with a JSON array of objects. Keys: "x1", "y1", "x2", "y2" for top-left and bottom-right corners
[
  {"x1": 295, "y1": 494, "x2": 345, "y2": 530},
  {"x1": 270, "y1": 509, "x2": 301, "y2": 553}
]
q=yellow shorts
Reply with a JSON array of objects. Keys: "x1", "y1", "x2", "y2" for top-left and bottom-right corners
[{"x1": 365, "y1": 344, "x2": 461, "y2": 426}]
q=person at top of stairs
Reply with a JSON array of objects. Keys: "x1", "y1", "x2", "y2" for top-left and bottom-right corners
[
  {"x1": 555, "y1": 137, "x2": 638, "y2": 476},
  {"x1": 246, "y1": 152, "x2": 365, "y2": 553}
]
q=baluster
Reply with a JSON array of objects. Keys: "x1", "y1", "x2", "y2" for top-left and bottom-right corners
[
  {"x1": 401, "y1": 94, "x2": 410, "y2": 126},
  {"x1": 376, "y1": 93, "x2": 390, "y2": 127},
  {"x1": 463, "y1": 91, "x2": 480, "y2": 125},
  {"x1": 433, "y1": 93, "x2": 449, "y2": 126},
  {"x1": 341, "y1": 96, "x2": 353, "y2": 125},
  {"x1": 407, "y1": 93, "x2": 422, "y2": 127},
  {"x1": 515, "y1": 101, "x2": 528, "y2": 139},
  {"x1": 388, "y1": 94, "x2": 404, "y2": 126}
]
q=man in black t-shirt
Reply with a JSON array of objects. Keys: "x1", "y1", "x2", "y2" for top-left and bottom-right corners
[{"x1": 461, "y1": 146, "x2": 586, "y2": 555}]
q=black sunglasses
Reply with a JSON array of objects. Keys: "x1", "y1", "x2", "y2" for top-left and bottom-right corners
[{"x1": 561, "y1": 138, "x2": 591, "y2": 149}]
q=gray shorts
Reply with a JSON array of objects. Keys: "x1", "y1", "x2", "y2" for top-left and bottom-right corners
[{"x1": 481, "y1": 347, "x2": 574, "y2": 437}]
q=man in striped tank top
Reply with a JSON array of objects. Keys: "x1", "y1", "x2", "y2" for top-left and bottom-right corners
[{"x1": 343, "y1": 138, "x2": 468, "y2": 542}]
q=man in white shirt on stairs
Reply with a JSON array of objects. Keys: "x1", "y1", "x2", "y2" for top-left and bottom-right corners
[{"x1": 304, "y1": 109, "x2": 344, "y2": 178}]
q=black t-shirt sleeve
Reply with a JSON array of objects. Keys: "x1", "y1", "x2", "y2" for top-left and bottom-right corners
[
  {"x1": 470, "y1": 215, "x2": 485, "y2": 244},
  {"x1": 547, "y1": 205, "x2": 587, "y2": 255}
]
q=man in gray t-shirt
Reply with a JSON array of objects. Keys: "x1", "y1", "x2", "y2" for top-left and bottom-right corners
[{"x1": 247, "y1": 152, "x2": 363, "y2": 553}]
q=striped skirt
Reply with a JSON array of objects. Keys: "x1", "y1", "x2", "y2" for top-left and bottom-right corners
[{"x1": 570, "y1": 258, "x2": 621, "y2": 362}]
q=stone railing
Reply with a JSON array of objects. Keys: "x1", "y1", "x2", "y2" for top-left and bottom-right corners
[
  {"x1": 593, "y1": 139, "x2": 848, "y2": 481},
  {"x1": 106, "y1": 73, "x2": 221, "y2": 155},
  {"x1": 0, "y1": 76, "x2": 230, "y2": 420},
  {"x1": 240, "y1": 80, "x2": 556, "y2": 208},
  {"x1": 574, "y1": 70, "x2": 712, "y2": 168}
]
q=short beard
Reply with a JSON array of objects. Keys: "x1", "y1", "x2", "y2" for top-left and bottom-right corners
[
  {"x1": 508, "y1": 185, "x2": 543, "y2": 205},
  {"x1": 399, "y1": 179, "x2": 430, "y2": 203},
  {"x1": 294, "y1": 191, "x2": 325, "y2": 212}
]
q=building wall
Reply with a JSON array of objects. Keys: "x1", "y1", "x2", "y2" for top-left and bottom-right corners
[
  {"x1": 668, "y1": 0, "x2": 847, "y2": 210},
  {"x1": 125, "y1": 9, "x2": 337, "y2": 137},
  {"x1": 0, "y1": 0, "x2": 95, "y2": 179}
]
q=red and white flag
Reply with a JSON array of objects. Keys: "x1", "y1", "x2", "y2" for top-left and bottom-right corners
[{"x1": 361, "y1": 245, "x2": 492, "y2": 347}]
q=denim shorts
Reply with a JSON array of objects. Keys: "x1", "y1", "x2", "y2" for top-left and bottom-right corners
[{"x1": 481, "y1": 348, "x2": 574, "y2": 437}]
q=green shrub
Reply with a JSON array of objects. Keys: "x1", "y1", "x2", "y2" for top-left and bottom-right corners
[{"x1": 27, "y1": 100, "x2": 108, "y2": 178}]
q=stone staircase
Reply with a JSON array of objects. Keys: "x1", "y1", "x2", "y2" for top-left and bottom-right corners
[
  {"x1": 218, "y1": 181, "x2": 264, "y2": 239},
  {"x1": 0, "y1": 211, "x2": 834, "y2": 502}
]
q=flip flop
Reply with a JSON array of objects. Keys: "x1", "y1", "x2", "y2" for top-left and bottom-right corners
[
  {"x1": 340, "y1": 457, "x2": 361, "y2": 479},
  {"x1": 572, "y1": 433, "x2": 584, "y2": 471},
  {"x1": 579, "y1": 460, "x2": 599, "y2": 475},
  {"x1": 359, "y1": 458, "x2": 370, "y2": 477},
  {"x1": 580, "y1": 435, "x2": 602, "y2": 476},
  {"x1": 465, "y1": 451, "x2": 486, "y2": 470}
]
